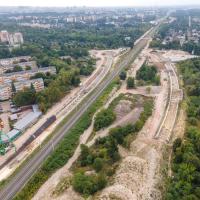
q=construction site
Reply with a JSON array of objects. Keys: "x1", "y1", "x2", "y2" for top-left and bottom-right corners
[
  {"x1": 28, "y1": 46, "x2": 191, "y2": 200},
  {"x1": 0, "y1": 48, "x2": 128, "y2": 182}
]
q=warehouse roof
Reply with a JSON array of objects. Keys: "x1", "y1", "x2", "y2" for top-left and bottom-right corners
[
  {"x1": 1, "y1": 129, "x2": 20, "y2": 143},
  {"x1": 14, "y1": 111, "x2": 42, "y2": 131}
]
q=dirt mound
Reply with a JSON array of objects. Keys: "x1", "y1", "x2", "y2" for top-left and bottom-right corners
[
  {"x1": 114, "y1": 156, "x2": 148, "y2": 195},
  {"x1": 96, "y1": 184, "x2": 137, "y2": 200},
  {"x1": 97, "y1": 139, "x2": 162, "y2": 200},
  {"x1": 53, "y1": 187, "x2": 84, "y2": 200},
  {"x1": 117, "y1": 156, "x2": 148, "y2": 178}
]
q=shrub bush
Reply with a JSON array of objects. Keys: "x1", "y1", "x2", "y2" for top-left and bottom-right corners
[
  {"x1": 93, "y1": 158, "x2": 104, "y2": 172},
  {"x1": 94, "y1": 109, "x2": 116, "y2": 131},
  {"x1": 13, "y1": 81, "x2": 118, "y2": 200},
  {"x1": 72, "y1": 172, "x2": 107, "y2": 196}
]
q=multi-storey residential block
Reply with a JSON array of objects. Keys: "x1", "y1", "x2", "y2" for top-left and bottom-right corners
[
  {"x1": 0, "y1": 61, "x2": 37, "y2": 75},
  {"x1": 0, "y1": 30, "x2": 24, "y2": 46},
  {"x1": 0, "y1": 84, "x2": 12, "y2": 101},
  {"x1": 0, "y1": 56, "x2": 31, "y2": 66},
  {"x1": 8, "y1": 34, "x2": 15, "y2": 46},
  {"x1": 0, "y1": 78, "x2": 45, "y2": 101},
  {"x1": 14, "y1": 78, "x2": 44, "y2": 92},
  {"x1": 0, "y1": 67, "x2": 56, "y2": 84},
  {"x1": 13, "y1": 32, "x2": 24, "y2": 44},
  {"x1": 0, "y1": 30, "x2": 9, "y2": 43}
]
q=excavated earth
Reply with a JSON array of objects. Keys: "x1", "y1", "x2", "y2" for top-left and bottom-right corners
[{"x1": 96, "y1": 136, "x2": 163, "y2": 200}]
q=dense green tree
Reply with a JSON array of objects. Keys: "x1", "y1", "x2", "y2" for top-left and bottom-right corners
[
  {"x1": 166, "y1": 58, "x2": 200, "y2": 200},
  {"x1": 93, "y1": 158, "x2": 104, "y2": 172},
  {"x1": 173, "y1": 138, "x2": 182, "y2": 152},
  {"x1": 72, "y1": 173, "x2": 107, "y2": 195},
  {"x1": 136, "y1": 64, "x2": 160, "y2": 85},
  {"x1": 80, "y1": 144, "x2": 91, "y2": 166},
  {"x1": 72, "y1": 173, "x2": 96, "y2": 195},
  {"x1": 5, "y1": 66, "x2": 23, "y2": 73},
  {"x1": 25, "y1": 66, "x2": 31, "y2": 70},
  {"x1": 13, "y1": 88, "x2": 36, "y2": 107},
  {"x1": 35, "y1": 69, "x2": 80, "y2": 112},
  {"x1": 119, "y1": 71, "x2": 127, "y2": 80},
  {"x1": 127, "y1": 77, "x2": 135, "y2": 89},
  {"x1": 11, "y1": 81, "x2": 16, "y2": 93},
  {"x1": 94, "y1": 109, "x2": 116, "y2": 131}
]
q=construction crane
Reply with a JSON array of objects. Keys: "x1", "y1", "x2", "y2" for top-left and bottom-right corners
[{"x1": 0, "y1": 119, "x2": 16, "y2": 155}]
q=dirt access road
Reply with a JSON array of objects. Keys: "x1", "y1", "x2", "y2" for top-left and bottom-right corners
[
  {"x1": 97, "y1": 52, "x2": 183, "y2": 200},
  {"x1": 32, "y1": 46, "x2": 154, "y2": 200},
  {"x1": 32, "y1": 49, "x2": 183, "y2": 200}
]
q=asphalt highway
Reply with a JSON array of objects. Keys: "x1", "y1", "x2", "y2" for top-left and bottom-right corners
[{"x1": 0, "y1": 25, "x2": 158, "y2": 200}]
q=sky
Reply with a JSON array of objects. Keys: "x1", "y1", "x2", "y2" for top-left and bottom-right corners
[{"x1": 0, "y1": 0, "x2": 199, "y2": 7}]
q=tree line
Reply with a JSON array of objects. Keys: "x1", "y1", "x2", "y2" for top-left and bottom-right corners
[
  {"x1": 165, "y1": 58, "x2": 200, "y2": 200},
  {"x1": 72, "y1": 98, "x2": 154, "y2": 196}
]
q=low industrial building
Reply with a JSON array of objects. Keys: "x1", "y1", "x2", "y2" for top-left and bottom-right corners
[
  {"x1": 13, "y1": 105, "x2": 42, "y2": 132},
  {"x1": 1, "y1": 105, "x2": 42, "y2": 144},
  {"x1": 0, "y1": 129, "x2": 21, "y2": 144}
]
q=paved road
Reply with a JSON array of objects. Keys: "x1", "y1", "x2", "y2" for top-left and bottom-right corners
[{"x1": 0, "y1": 26, "x2": 158, "y2": 200}]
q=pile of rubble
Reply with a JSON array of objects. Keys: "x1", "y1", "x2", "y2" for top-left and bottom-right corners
[{"x1": 97, "y1": 138, "x2": 162, "y2": 200}]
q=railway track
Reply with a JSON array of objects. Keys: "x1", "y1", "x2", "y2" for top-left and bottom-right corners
[{"x1": 0, "y1": 25, "x2": 159, "y2": 200}]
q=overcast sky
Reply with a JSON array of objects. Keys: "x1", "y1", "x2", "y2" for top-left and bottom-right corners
[{"x1": 0, "y1": 0, "x2": 199, "y2": 7}]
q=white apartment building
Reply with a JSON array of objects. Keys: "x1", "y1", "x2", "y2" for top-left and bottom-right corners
[
  {"x1": 8, "y1": 34, "x2": 15, "y2": 46},
  {"x1": 0, "y1": 30, "x2": 24, "y2": 46},
  {"x1": 0, "y1": 78, "x2": 45, "y2": 101},
  {"x1": 0, "y1": 61, "x2": 37, "y2": 75},
  {"x1": 0, "y1": 66, "x2": 56, "y2": 84},
  {"x1": 14, "y1": 78, "x2": 44, "y2": 92},
  {"x1": 0, "y1": 84, "x2": 12, "y2": 101},
  {"x1": 0, "y1": 56, "x2": 31, "y2": 66},
  {"x1": 0, "y1": 30, "x2": 9, "y2": 43},
  {"x1": 13, "y1": 32, "x2": 24, "y2": 44}
]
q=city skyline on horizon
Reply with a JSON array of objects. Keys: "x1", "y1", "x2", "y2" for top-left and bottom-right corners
[{"x1": 0, "y1": 0, "x2": 200, "y2": 8}]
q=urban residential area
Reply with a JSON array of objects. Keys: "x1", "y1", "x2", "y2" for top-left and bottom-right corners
[{"x1": 0, "y1": 1, "x2": 200, "y2": 200}]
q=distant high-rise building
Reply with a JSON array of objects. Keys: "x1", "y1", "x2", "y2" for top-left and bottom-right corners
[
  {"x1": 0, "y1": 30, "x2": 9, "y2": 43},
  {"x1": 13, "y1": 32, "x2": 24, "y2": 44},
  {"x1": 187, "y1": 16, "x2": 192, "y2": 41},
  {"x1": 189, "y1": 16, "x2": 191, "y2": 28},
  {"x1": 8, "y1": 34, "x2": 15, "y2": 46},
  {"x1": 0, "y1": 31, "x2": 24, "y2": 45}
]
